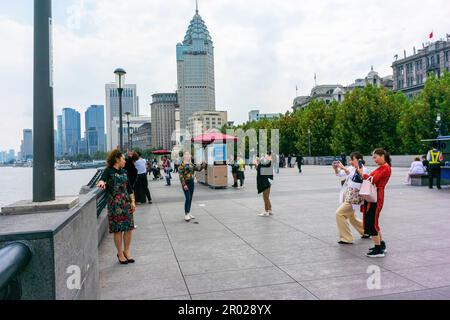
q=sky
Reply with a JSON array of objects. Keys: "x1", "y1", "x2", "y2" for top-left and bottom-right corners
[{"x1": 1, "y1": 0, "x2": 449, "y2": 152}]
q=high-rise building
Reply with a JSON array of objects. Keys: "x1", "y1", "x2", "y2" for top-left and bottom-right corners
[
  {"x1": 85, "y1": 105, "x2": 106, "y2": 155},
  {"x1": 105, "y1": 84, "x2": 139, "y2": 151},
  {"x1": 133, "y1": 123, "x2": 152, "y2": 151},
  {"x1": 8, "y1": 149, "x2": 15, "y2": 162},
  {"x1": 151, "y1": 93, "x2": 177, "y2": 150},
  {"x1": 56, "y1": 115, "x2": 63, "y2": 157},
  {"x1": 110, "y1": 116, "x2": 151, "y2": 151},
  {"x1": 61, "y1": 108, "x2": 81, "y2": 156},
  {"x1": 20, "y1": 129, "x2": 33, "y2": 160},
  {"x1": 187, "y1": 110, "x2": 227, "y2": 137},
  {"x1": 177, "y1": 5, "x2": 216, "y2": 129}
]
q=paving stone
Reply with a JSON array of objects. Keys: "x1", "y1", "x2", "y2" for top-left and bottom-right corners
[
  {"x1": 192, "y1": 283, "x2": 317, "y2": 300},
  {"x1": 98, "y1": 167, "x2": 450, "y2": 300},
  {"x1": 185, "y1": 267, "x2": 295, "y2": 295},
  {"x1": 299, "y1": 271, "x2": 425, "y2": 300},
  {"x1": 179, "y1": 253, "x2": 274, "y2": 276}
]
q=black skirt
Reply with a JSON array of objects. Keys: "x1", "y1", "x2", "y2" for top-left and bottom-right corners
[
  {"x1": 364, "y1": 202, "x2": 380, "y2": 236},
  {"x1": 134, "y1": 173, "x2": 149, "y2": 203}
]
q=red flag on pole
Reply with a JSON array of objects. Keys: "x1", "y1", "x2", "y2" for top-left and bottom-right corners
[{"x1": 429, "y1": 31, "x2": 434, "y2": 39}]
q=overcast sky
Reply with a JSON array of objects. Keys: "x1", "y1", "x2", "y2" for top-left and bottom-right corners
[{"x1": 1, "y1": 0, "x2": 449, "y2": 151}]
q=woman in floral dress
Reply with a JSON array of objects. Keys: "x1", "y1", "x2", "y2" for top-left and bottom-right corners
[{"x1": 97, "y1": 149, "x2": 136, "y2": 265}]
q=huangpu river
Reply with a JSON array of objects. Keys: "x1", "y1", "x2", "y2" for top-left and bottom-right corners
[{"x1": 0, "y1": 167, "x2": 98, "y2": 208}]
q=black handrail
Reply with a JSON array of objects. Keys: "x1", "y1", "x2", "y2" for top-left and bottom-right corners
[
  {"x1": 87, "y1": 168, "x2": 105, "y2": 188},
  {"x1": 85, "y1": 168, "x2": 107, "y2": 217},
  {"x1": 0, "y1": 242, "x2": 32, "y2": 300},
  {"x1": 95, "y1": 188, "x2": 107, "y2": 218}
]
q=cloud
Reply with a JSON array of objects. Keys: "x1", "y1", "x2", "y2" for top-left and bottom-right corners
[{"x1": 1, "y1": 0, "x2": 450, "y2": 151}]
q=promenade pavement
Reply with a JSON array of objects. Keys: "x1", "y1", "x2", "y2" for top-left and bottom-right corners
[{"x1": 99, "y1": 166, "x2": 450, "y2": 300}]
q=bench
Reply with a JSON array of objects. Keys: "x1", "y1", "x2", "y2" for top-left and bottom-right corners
[{"x1": 410, "y1": 174, "x2": 429, "y2": 186}]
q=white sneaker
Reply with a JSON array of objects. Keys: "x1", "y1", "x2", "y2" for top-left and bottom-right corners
[
  {"x1": 185, "y1": 215, "x2": 191, "y2": 222},
  {"x1": 258, "y1": 212, "x2": 270, "y2": 217},
  {"x1": 268, "y1": 211, "x2": 274, "y2": 215},
  {"x1": 188, "y1": 214, "x2": 196, "y2": 220}
]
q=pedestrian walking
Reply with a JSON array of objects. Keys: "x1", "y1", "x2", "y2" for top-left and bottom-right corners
[
  {"x1": 162, "y1": 156, "x2": 173, "y2": 186},
  {"x1": 97, "y1": 149, "x2": 136, "y2": 265},
  {"x1": 178, "y1": 151, "x2": 206, "y2": 222},
  {"x1": 333, "y1": 152, "x2": 370, "y2": 245},
  {"x1": 255, "y1": 152, "x2": 274, "y2": 217},
  {"x1": 297, "y1": 154, "x2": 304, "y2": 173},
  {"x1": 237, "y1": 156, "x2": 246, "y2": 189},
  {"x1": 358, "y1": 148, "x2": 392, "y2": 258},
  {"x1": 230, "y1": 155, "x2": 239, "y2": 188},
  {"x1": 134, "y1": 152, "x2": 152, "y2": 204}
]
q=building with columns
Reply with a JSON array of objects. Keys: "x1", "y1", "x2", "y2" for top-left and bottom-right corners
[{"x1": 392, "y1": 39, "x2": 450, "y2": 98}]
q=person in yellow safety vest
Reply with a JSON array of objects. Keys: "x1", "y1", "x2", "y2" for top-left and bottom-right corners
[
  {"x1": 426, "y1": 143, "x2": 444, "y2": 189},
  {"x1": 237, "y1": 156, "x2": 246, "y2": 189}
]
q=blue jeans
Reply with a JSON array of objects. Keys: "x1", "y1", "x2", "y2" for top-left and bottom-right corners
[
  {"x1": 165, "y1": 170, "x2": 172, "y2": 185},
  {"x1": 183, "y1": 179, "x2": 195, "y2": 214}
]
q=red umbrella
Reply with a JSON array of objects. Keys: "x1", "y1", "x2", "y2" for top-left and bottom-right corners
[
  {"x1": 152, "y1": 149, "x2": 172, "y2": 155},
  {"x1": 192, "y1": 132, "x2": 239, "y2": 144}
]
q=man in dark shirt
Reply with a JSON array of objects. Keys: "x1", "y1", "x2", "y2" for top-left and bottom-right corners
[
  {"x1": 125, "y1": 151, "x2": 138, "y2": 190},
  {"x1": 297, "y1": 154, "x2": 304, "y2": 173}
]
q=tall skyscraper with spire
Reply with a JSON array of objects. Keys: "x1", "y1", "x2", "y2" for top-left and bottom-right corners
[{"x1": 177, "y1": 2, "x2": 216, "y2": 129}]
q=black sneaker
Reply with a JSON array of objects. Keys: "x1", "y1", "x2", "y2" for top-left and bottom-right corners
[
  {"x1": 361, "y1": 234, "x2": 371, "y2": 239},
  {"x1": 366, "y1": 246, "x2": 385, "y2": 258},
  {"x1": 369, "y1": 241, "x2": 387, "y2": 253}
]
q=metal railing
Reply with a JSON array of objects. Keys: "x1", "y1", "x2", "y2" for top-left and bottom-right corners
[
  {"x1": 0, "y1": 243, "x2": 32, "y2": 300},
  {"x1": 87, "y1": 169, "x2": 104, "y2": 188},
  {"x1": 84, "y1": 168, "x2": 107, "y2": 217}
]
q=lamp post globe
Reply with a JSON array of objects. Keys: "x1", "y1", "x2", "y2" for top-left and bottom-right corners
[{"x1": 114, "y1": 68, "x2": 126, "y2": 151}]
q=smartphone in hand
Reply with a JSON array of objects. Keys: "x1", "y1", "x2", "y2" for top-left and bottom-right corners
[{"x1": 358, "y1": 159, "x2": 364, "y2": 168}]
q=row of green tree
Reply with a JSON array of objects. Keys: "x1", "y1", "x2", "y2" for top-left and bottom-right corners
[{"x1": 223, "y1": 72, "x2": 450, "y2": 156}]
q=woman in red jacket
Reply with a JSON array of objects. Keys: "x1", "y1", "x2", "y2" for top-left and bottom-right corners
[{"x1": 357, "y1": 148, "x2": 392, "y2": 258}]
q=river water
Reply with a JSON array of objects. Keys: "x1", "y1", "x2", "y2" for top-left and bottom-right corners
[{"x1": 0, "y1": 167, "x2": 98, "y2": 208}]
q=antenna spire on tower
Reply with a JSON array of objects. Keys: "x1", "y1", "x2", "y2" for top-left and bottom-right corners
[{"x1": 196, "y1": 0, "x2": 199, "y2": 14}]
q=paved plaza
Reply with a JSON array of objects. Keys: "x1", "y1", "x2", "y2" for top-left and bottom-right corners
[{"x1": 99, "y1": 166, "x2": 450, "y2": 300}]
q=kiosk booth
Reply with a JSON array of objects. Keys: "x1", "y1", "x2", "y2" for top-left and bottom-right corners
[
  {"x1": 422, "y1": 136, "x2": 450, "y2": 185},
  {"x1": 192, "y1": 132, "x2": 238, "y2": 189},
  {"x1": 151, "y1": 149, "x2": 172, "y2": 162}
]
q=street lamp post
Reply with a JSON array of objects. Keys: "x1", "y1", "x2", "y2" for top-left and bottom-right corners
[
  {"x1": 130, "y1": 129, "x2": 134, "y2": 151},
  {"x1": 308, "y1": 128, "x2": 312, "y2": 157},
  {"x1": 125, "y1": 112, "x2": 131, "y2": 150},
  {"x1": 33, "y1": 0, "x2": 55, "y2": 202},
  {"x1": 114, "y1": 68, "x2": 126, "y2": 151},
  {"x1": 436, "y1": 113, "x2": 442, "y2": 137}
]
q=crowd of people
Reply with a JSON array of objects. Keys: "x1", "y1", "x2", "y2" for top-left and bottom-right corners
[{"x1": 97, "y1": 144, "x2": 449, "y2": 264}]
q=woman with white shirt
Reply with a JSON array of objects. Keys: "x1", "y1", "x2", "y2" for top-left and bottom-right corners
[
  {"x1": 133, "y1": 152, "x2": 153, "y2": 205},
  {"x1": 404, "y1": 157, "x2": 426, "y2": 185},
  {"x1": 333, "y1": 152, "x2": 370, "y2": 245}
]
